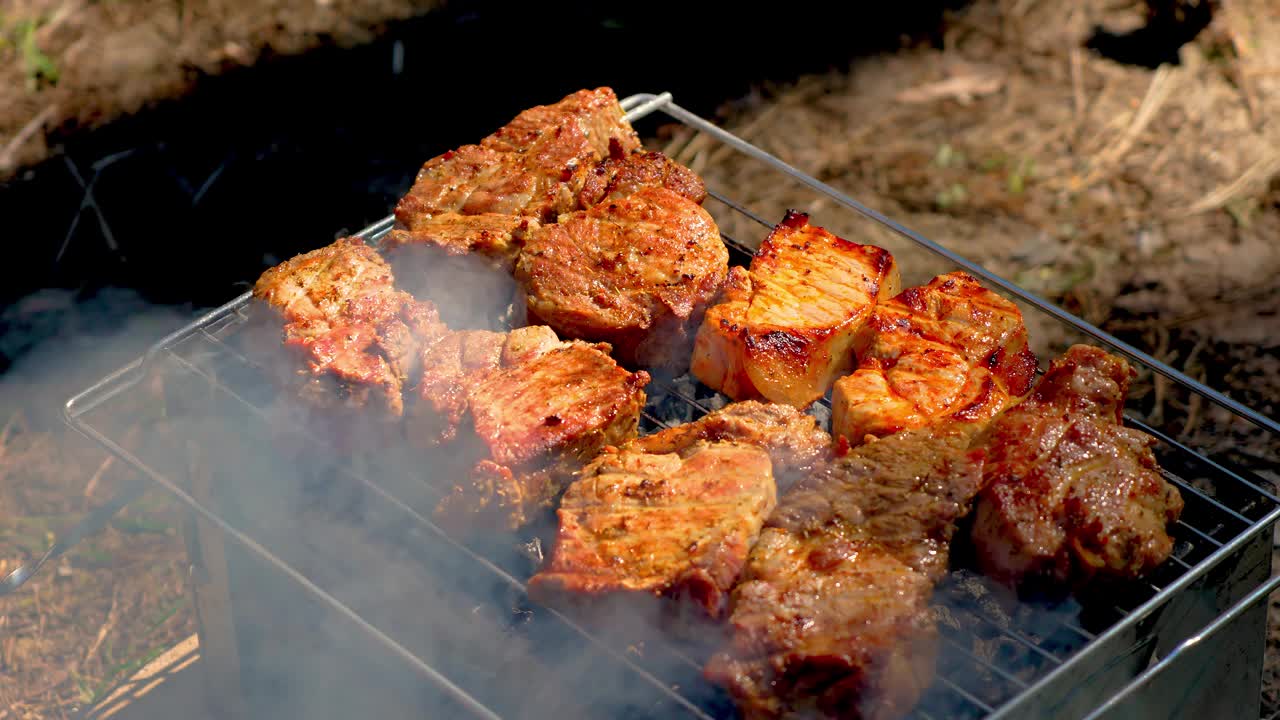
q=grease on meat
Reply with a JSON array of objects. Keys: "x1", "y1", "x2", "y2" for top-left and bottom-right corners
[
  {"x1": 692, "y1": 211, "x2": 900, "y2": 408},
  {"x1": 529, "y1": 440, "x2": 775, "y2": 618},
  {"x1": 516, "y1": 186, "x2": 728, "y2": 371},
  {"x1": 705, "y1": 428, "x2": 986, "y2": 720},
  {"x1": 831, "y1": 271, "x2": 1037, "y2": 446},
  {"x1": 971, "y1": 345, "x2": 1184, "y2": 588}
]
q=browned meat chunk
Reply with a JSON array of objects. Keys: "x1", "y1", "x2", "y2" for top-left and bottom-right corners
[
  {"x1": 409, "y1": 326, "x2": 650, "y2": 530},
  {"x1": 633, "y1": 400, "x2": 832, "y2": 484},
  {"x1": 705, "y1": 428, "x2": 986, "y2": 720},
  {"x1": 529, "y1": 440, "x2": 775, "y2": 618},
  {"x1": 575, "y1": 146, "x2": 708, "y2": 208},
  {"x1": 394, "y1": 88, "x2": 640, "y2": 227},
  {"x1": 251, "y1": 236, "x2": 446, "y2": 419},
  {"x1": 516, "y1": 186, "x2": 729, "y2": 371},
  {"x1": 693, "y1": 211, "x2": 901, "y2": 408},
  {"x1": 971, "y1": 345, "x2": 1184, "y2": 588},
  {"x1": 832, "y1": 271, "x2": 1037, "y2": 446}
]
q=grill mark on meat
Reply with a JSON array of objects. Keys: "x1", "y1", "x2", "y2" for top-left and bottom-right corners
[
  {"x1": 832, "y1": 271, "x2": 1037, "y2": 446},
  {"x1": 705, "y1": 427, "x2": 985, "y2": 720},
  {"x1": 692, "y1": 214, "x2": 900, "y2": 408}
]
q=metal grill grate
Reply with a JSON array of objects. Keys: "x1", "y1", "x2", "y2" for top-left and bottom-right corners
[{"x1": 64, "y1": 92, "x2": 1280, "y2": 720}]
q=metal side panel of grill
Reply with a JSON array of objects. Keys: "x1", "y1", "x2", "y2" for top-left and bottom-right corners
[{"x1": 63, "y1": 91, "x2": 1280, "y2": 720}]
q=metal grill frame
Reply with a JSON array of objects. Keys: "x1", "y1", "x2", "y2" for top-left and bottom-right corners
[{"x1": 63, "y1": 92, "x2": 1280, "y2": 720}]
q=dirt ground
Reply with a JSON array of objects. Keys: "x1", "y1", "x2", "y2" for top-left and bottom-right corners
[
  {"x1": 1, "y1": 0, "x2": 1278, "y2": 718},
  {"x1": 0, "y1": 0, "x2": 444, "y2": 176}
]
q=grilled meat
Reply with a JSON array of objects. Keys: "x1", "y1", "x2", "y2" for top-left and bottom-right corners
[
  {"x1": 411, "y1": 326, "x2": 650, "y2": 530},
  {"x1": 692, "y1": 211, "x2": 901, "y2": 408},
  {"x1": 634, "y1": 400, "x2": 832, "y2": 484},
  {"x1": 529, "y1": 440, "x2": 775, "y2": 618},
  {"x1": 831, "y1": 271, "x2": 1037, "y2": 446},
  {"x1": 706, "y1": 428, "x2": 986, "y2": 720},
  {"x1": 251, "y1": 236, "x2": 447, "y2": 419},
  {"x1": 575, "y1": 145, "x2": 708, "y2": 208},
  {"x1": 516, "y1": 186, "x2": 729, "y2": 371},
  {"x1": 394, "y1": 88, "x2": 640, "y2": 228},
  {"x1": 971, "y1": 345, "x2": 1184, "y2": 588}
]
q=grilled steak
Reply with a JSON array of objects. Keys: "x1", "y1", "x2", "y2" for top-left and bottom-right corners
[
  {"x1": 394, "y1": 88, "x2": 640, "y2": 227},
  {"x1": 634, "y1": 400, "x2": 832, "y2": 484},
  {"x1": 516, "y1": 186, "x2": 729, "y2": 371},
  {"x1": 410, "y1": 326, "x2": 650, "y2": 530},
  {"x1": 575, "y1": 145, "x2": 708, "y2": 208},
  {"x1": 251, "y1": 236, "x2": 447, "y2": 420},
  {"x1": 693, "y1": 211, "x2": 901, "y2": 408},
  {"x1": 529, "y1": 439, "x2": 775, "y2": 618},
  {"x1": 831, "y1": 271, "x2": 1037, "y2": 446},
  {"x1": 971, "y1": 345, "x2": 1184, "y2": 588},
  {"x1": 706, "y1": 428, "x2": 986, "y2": 720}
]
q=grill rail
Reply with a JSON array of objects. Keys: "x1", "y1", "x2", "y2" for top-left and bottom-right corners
[{"x1": 63, "y1": 92, "x2": 1280, "y2": 719}]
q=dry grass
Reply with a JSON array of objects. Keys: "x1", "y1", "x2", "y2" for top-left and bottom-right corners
[{"x1": 0, "y1": 411, "x2": 194, "y2": 718}]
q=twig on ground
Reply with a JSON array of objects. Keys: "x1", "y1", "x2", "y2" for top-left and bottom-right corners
[
  {"x1": 84, "y1": 425, "x2": 141, "y2": 499},
  {"x1": 1069, "y1": 47, "x2": 1085, "y2": 121},
  {"x1": 0, "y1": 104, "x2": 58, "y2": 172},
  {"x1": 1183, "y1": 148, "x2": 1280, "y2": 216},
  {"x1": 83, "y1": 585, "x2": 120, "y2": 666},
  {"x1": 1082, "y1": 65, "x2": 1177, "y2": 186}
]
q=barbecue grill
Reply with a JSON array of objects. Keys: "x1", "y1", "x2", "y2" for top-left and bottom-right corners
[{"x1": 61, "y1": 92, "x2": 1280, "y2": 720}]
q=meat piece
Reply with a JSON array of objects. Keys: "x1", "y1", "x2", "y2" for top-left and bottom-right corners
[
  {"x1": 971, "y1": 345, "x2": 1184, "y2": 588},
  {"x1": 411, "y1": 326, "x2": 651, "y2": 530},
  {"x1": 705, "y1": 428, "x2": 986, "y2": 720},
  {"x1": 575, "y1": 146, "x2": 707, "y2": 208},
  {"x1": 692, "y1": 211, "x2": 901, "y2": 408},
  {"x1": 529, "y1": 440, "x2": 775, "y2": 618},
  {"x1": 381, "y1": 213, "x2": 537, "y2": 329},
  {"x1": 383, "y1": 213, "x2": 536, "y2": 272},
  {"x1": 516, "y1": 186, "x2": 729, "y2": 371},
  {"x1": 251, "y1": 236, "x2": 447, "y2": 419},
  {"x1": 831, "y1": 271, "x2": 1037, "y2": 446},
  {"x1": 394, "y1": 88, "x2": 640, "y2": 227},
  {"x1": 633, "y1": 400, "x2": 832, "y2": 484}
]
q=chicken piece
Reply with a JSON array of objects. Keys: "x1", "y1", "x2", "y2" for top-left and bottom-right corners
[
  {"x1": 634, "y1": 400, "x2": 832, "y2": 484},
  {"x1": 971, "y1": 345, "x2": 1184, "y2": 588},
  {"x1": 251, "y1": 236, "x2": 447, "y2": 419},
  {"x1": 380, "y1": 213, "x2": 537, "y2": 329},
  {"x1": 575, "y1": 145, "x2": 707, "y2": 208},
  {"x1": 705, "y1": 428, "x2": 986, "y2": 720},
  {"x1": 831, "y1": 271, "x2": 1038, "y2": 446},
  {"x1": 394, "y1": 88, "x2": 640, "y2": 227},
  {"x1": 412, "y1": 326, "x2": 651, "y2": 530},
  {"x1": 528, "y1": 440, "x2": 775, "y2": 618},
  {"x1": 692, "y1": 211, "x2": 901, "y2": 408},
  {"x1": 516, "y1": 186, "x2": 728, "y2": 371}
]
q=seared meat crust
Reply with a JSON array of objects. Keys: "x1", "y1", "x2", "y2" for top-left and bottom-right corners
[
  {"x1": 575, "y1": 146, "x2": 708, "y2": 208},
  {"x1": 692, "y1": 211, "x2": 900, "y2": 407},
  {"x1": 516, "y1": 186, "x2": 728, "y2": 371},
  {"x1": 971, "y1": 345, "x2": 1184, "y2": 587},
  {"x1": 634, "y1": 400, "x2": 832, "y2": 484},
  {"x1": 706, "y1": 428, "x2": 985, "y2": 720},
  {"x1": 529, "y1": 440, "x2": 775, "y2": 618},
  {"x1": 832, "y1": 271, "x2": 1037, "y2": 445},
  {"x1": 394, "y1": 88, "x2": 640, "y2": 227},
  {"x1": 412, "y1": 326, "x2": 650, "y2": 530},
  {"x1": 251, "y1": 236, "x2": 447, "y2": 419}
]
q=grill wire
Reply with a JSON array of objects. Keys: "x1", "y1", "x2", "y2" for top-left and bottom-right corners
[{"x1": 63, "y1": 93, "x2": 1280, "y2": 719}]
